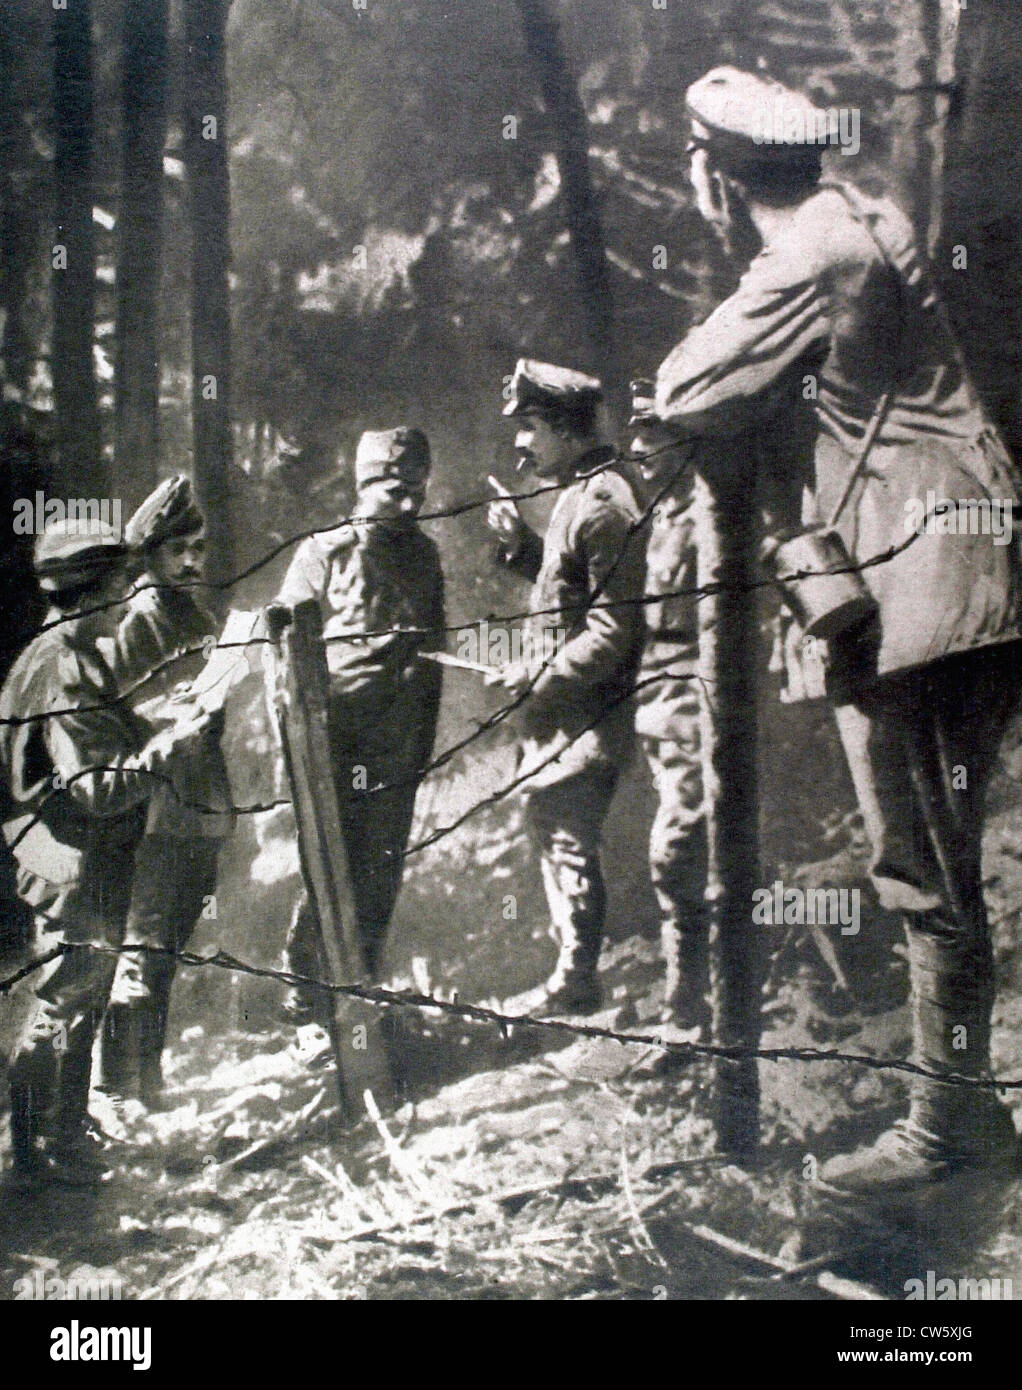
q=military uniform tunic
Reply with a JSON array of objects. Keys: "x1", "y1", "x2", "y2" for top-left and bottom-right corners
[
  {"x1": 634, "y1": 471, "x2": 707, "y2": 966},
  {"x1": 654, "y1": 176, "x2": 1022, "y2": 954},
  {"x1": 0, "y1": 618, "x2": 151, "y2": 1148},
  {"x1": 502, "y1": 451, "x2": 645, "y2": 785},
  {"x1": 99, "y1": 586, "x2": 235, "y2": 1099},
  {"x1": 278, "y1": 519, "x2": 444, "y2": 978},
  {"x1": 656, "y1": 180, "x2": 1022, "y2": 679},
  {"x1": 499, "y1": 450, "x2": 644, "y2": 979}
]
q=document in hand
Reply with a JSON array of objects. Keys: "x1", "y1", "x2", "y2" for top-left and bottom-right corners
[{"x1": 187, "y1": 609, "x2": 265, "y2": 714}]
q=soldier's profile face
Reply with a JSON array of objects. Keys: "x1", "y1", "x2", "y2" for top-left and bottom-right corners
[
  {"x1": 150, "y1": 529, "x2": 207, "y2": 586},
  {"x1": 514, "y1": 414, "x2": 573, "y2": 477},
  {"x1": 630, "y1": 426, "x2": 685, "y2": 482},
  {"x1": 689, "y1": 144, "x2": 734, "y2": 246}
]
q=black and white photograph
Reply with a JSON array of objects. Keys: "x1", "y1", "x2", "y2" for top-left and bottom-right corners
[{"x1": 1, "y1": 0, "x2": 1021, "y2": 1345}]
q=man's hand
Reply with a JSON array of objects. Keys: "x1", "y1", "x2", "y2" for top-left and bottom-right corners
[
  {"x1": 144, "y1": 711, "x2": 214, "y2": 770},
  {"x1": 486, "y1": 659, "x2": 534, "y2": 699},
  {"x1": 486, "y1": 475, "x2": 525, "y2": 554}
]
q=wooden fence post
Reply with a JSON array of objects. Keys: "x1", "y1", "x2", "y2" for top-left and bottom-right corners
[
  {"x1": 266, "y1": 599, "x2": 394, "y2": 1122},
  {"x1": 694, "y1": 441, "x2": 762, "y2": 1160}
]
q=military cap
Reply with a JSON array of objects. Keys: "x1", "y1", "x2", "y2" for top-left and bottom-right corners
[
  {"x1": 125, "y1": 475, "x2": 205, "y2": 551},
  {"x1": 34, "y1": 518, "x2": 126, "y2": 592},
  {"x1": 354, "y1": 427, "x2": 431, "y2": 488},
  {"x1": 502, "y1": 359, "x2": 603, "y2": 419},
  {"x1": 628, "y1": 378, "x2": 658, "y2": 426},
  {"x1": 686, "y1": 66, "x2": 837, "y2": 161}
]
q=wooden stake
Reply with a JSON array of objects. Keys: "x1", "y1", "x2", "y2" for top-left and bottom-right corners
[
  {"x1": 694, "y1": 442, "x2": 763, "y2": 1160},
  {"x1": 266, "y1": 600, "x2": 394, "y2": 1122}
]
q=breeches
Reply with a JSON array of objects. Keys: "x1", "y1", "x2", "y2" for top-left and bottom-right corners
[
  {"x1": 288, "y1": 748, "x2": 422, "y2": 983},
  {"x1": 641, "y1": 732, "x2": 707, "y2": 936},
  {"x1": 102, "y1": 835, "x2": 222, "y2": 1088},
  {"x1": 833, "y1": 641, "x2": 1022, "y2": 944},
  {"x1": 9, "y1": 842, "x2": 137, "y2": 1141},
  {"x1": 524, "y1": 766, "x2": 619, "y2": 970}
]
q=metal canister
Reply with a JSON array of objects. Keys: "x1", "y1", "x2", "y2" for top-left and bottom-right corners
[{"x1": 761, "y1": 528, "x2": 877, "y2": 640}]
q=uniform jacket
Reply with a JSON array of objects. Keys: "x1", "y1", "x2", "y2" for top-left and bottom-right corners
[
  {"x1": 116, "y1": 585, "x2": 234, "y2": 839},
  {"x1": 0, "y1": 619, "x2": 150, "y2": 901},
  {"x1": 635, "y1": 468, "x2": 700, "y2": 742},
  {"x1": 500, "y1": 449, "x2": 646, "y2": 786},
  {"x1": 278, "y1": 519, "x2": 445, "y2": 773},
  {"x1": 655, "y1": 179, "x2": 1022, "y2": 682}
]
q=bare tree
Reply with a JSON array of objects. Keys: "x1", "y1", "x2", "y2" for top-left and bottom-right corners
[
  {"x1": 184, "y1": 0, "x2": 233, "y2": 591},
  {"x1": 513, "y1": 0, "x2": 616, "y2": 397},
  {"x1": 52, "y1": 0, "x2": 103, "y2": 495},
  {"x1": 938, "y1": 0, "x2": 1022, "y2": 463},
  {"x1": 115, "y1": 0, "x2": 169, "y2": 506}
]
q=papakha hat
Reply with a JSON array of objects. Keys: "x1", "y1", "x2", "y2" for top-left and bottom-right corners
[{"x1": 125, "y1": 475, "x2": 205, "y2": 550}]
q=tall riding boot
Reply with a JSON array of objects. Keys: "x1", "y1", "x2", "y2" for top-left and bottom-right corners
[
  {"x1": 282, "y1": 895, "x2": 327, "y2": 1023},
  {"x1": 821, "y1": 915, "x2": 1018, "y2": 1193},
  {"x1": 98, "y1": 944, "x2": 154, "y2": 1100},
  {"x1": 9, "y1": 1080, "x2": 38, "y2": 1175},
  {"x1": 100, "y1": 1005, "x2": 142, "y2": 1099},
  {"x1": 49, "y1": 1009, "x2": 101, "y2": 1145},
  {"x1": 8, "y1": 1001, "x2": 63, "y2": 1176},
  {"x1": 661, "y1": 920, "x2": 711, "y2": 1032},
  {"x1": 536, "y1": 854, "x2": 605, "y2": 1016},
  {"x1": 136, "y1": 961, "x2": 175, "y2": 1104}
]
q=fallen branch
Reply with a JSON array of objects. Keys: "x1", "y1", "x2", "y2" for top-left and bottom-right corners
[
  {"x1": 683, "y1": 1223, "x2": 885, "y2": 1300},
  {"x1": 619, "y1": 1144, "x2": 669, "y2": 1271},
  {"x1": 363, "y1": 1087, "x2": 446, "y2": 1215}
]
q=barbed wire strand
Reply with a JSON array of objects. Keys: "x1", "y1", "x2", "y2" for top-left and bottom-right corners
[
  {"x1": 0, "y1": 492, "x2": 969, "y2": 730},
  {"x1": 30, "y1": 457, "x2": 635, "y2": 636},
  {"x1": 0, "y1": 476, "x2": 701, "y2": 849},
  {"x1": 3, "y1": 476, "x2": 1017, "y2": 1094},
  {"x1": 1, "y1": 939, "x2": 1019, "y2": 1092},
  {"x1": 20, "y1": 448, "x2": 971, "y2": 640}
]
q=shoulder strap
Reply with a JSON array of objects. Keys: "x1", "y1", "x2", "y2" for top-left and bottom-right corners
[{"x1": 817, "y1": 181, "x2": 905, "y2": 530}]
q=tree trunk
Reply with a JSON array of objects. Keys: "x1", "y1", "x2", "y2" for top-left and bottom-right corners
[
  {"x1": 184, "y1": 0, "x2": 233, "y2": 593},
  {"x1": 0, "y1": 203, "x2": 37, "y2": 402},
  {"x1": 938, "y1": 0, "x2": 1022, "y2": 463},
  {"x1": 52, "y1": 0, "x2": 103, "y2": 495},
  {"x1": 514, "y1": 0, "x2": 617, "y2": 401},
  {"x1": 115, "y1": 0, "x2": 169, "y2": 507},
  {"x1": 885, "y1": 0, "x2": 946, "y2": 248}
]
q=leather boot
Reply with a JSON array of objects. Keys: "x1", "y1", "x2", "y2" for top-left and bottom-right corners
[
  {"x1": 535, "y1": 966, "x2": 603, "y2": 1017},
  {"x1": 821, "y1": 916, "x2": 1018, "y2": 1194},
  {"x1": 8, "y1": 1004, "x2": 63, "y2": 1179},
  {"x1": 8, "y1": 1080, "x2": 40, "y2": 1183},
  {"x1": 99, "y1": 949, "x2": 152, "y2": 1100},
  {"x1": 136, "y1": 966, "x2": 175, "y2": 1105},
  {"x1": 661, "y1": 923, "x2": 711, "y2": 1031},
  {"x1": 283, "y1": 896, "x2": 329, "y2": 1024},
  {"x1": 100, "y1": 1005, "x2": 141, "y2": 1100},
  {"x1": 532, "y1": 854, "x2": 604, "y2": 1016}
]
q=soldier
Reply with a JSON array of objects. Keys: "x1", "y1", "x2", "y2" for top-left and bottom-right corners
[
  {"x1": 276, "y1": 428, "x2": 444, "y2": 1010},
  {"x1": 486, "y1": 360, "x2": 645, "y2": 1016},
  {"x1": 628, "y1": 379, "x2": 708, "y2": 1035},
  {"x1": 99, "y1": 476, "x2": 235, "y2": 1111},
  {"x1": 1, "y1": 520, "x2": 208, "y2": 1186},
  {"x1": 654, "y1": 67, "x2": 1022, "y2": 1190}
]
